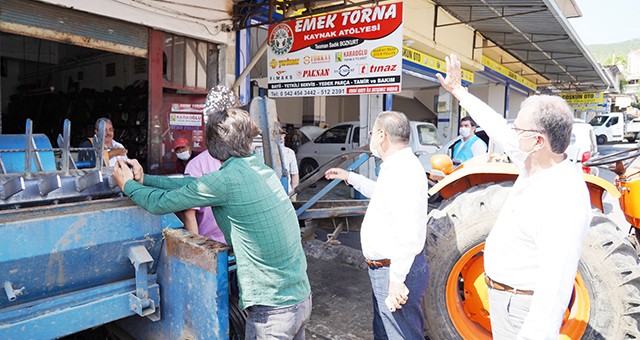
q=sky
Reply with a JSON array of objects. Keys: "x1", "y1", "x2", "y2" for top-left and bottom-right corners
[{"x1": 569, "y1": 0, "x2": 640, "y2": 45}]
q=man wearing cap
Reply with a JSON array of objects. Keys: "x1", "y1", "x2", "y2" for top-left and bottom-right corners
[{"x1": 172, "y1": 137, "x2": 197, "y2": 174}]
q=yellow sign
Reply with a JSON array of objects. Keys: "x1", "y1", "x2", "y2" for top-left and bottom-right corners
[
  {"x1": 560, "y1": 92, "x2": 604, "y2": 105},
  {"x1": 402, "y1": 46, "x2": 474, "y2": 83},
  {"x1": 481, "y1": 56, "x2": 537, "y2": 91},
  {"x1": 371, "y1": 46, "x2": 399, "y2": 59}
]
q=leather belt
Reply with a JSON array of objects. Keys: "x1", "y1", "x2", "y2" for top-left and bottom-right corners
[
  {"x1": 484, "y1": 274, "x2": 534, "y2": 296},
  {"x1": 365, "y1": 258, "x2": 391, "y2": 269}
]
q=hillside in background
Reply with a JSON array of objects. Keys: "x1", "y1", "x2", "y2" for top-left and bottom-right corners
[{"x1": 586, "y1": 39, "x2": 640, "y2": 67}]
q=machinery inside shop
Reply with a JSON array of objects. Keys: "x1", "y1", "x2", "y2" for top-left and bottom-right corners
[{"x1": 0, "y1": 32, "x2": 149, "y2": 163}]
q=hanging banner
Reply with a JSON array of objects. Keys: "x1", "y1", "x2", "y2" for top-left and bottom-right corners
[
  {"x1": 170, "y1": 103, "x2": 204, "y2": 131},
  {"x1": 267, "y1": 2, "x2": 403, "y2": 97}
]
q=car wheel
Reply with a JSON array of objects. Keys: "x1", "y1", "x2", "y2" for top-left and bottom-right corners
[
  {"x1": 299, "y1": 158, "x2": 319, "y2": 178},
  {"x1": 596, "y1": 135, "x2": 607, "y2": 145}
]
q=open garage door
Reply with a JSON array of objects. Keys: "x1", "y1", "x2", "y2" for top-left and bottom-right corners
[{"x1": 0, "y1": 0, "x2": 148, "y2": 58}]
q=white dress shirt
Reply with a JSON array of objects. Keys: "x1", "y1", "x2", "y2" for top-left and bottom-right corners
[
  {"x1": 107, "y1": 140, "x2": 127, "y2": 167},
  {"x1": 458, "y1": 91, "x2": 591, "y2": 339},
  {"x1": 348, "y1": 147, "x2": 429, "y2": 283}
]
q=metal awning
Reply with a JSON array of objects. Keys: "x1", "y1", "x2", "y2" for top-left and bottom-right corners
[{"x1": 432, "y1": 0, "x2": 611, "y2": 93}]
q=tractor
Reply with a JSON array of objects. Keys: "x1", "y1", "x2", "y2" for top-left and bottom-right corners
[{"x1": 423, "y1": 146, "x2": 640, "y2": 339}]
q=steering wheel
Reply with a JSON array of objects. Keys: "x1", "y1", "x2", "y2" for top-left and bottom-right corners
[{"x1": 583, "y1": 145, "x2": 640, "y2": 167}]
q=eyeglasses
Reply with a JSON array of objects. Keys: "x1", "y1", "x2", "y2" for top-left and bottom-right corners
[
  {"x1": 369, "y1": 129, "x2": 383, "y2": 136},
  {"x1": 509, "y1": 123, "x2": 544, "y2": 135}
]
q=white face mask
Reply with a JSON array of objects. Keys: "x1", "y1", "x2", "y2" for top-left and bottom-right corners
[
  {"x1": 459, "y1": 127, "x2": 472, "y2": 139},
  {"x1": 370, "y1": 144, "x2": 381, "y2": 158},
  {"x1": 176, "y1": 150, "x2": 191, "y2": 161},
  {"x1": 510, "y1": 134, "x2": 537, "y2": 169}
]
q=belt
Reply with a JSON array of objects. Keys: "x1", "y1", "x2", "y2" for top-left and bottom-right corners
[
  {"x1": 484, "y1": 274, "x2": 534, "y2": 296},
  {"x1": 365, "y1": 258, "x2": 391, "y2": 269}
]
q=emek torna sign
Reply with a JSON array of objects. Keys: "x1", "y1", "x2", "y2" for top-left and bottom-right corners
[{"x1": 267, "y1": 2, "x2": 403, "y2": 97}]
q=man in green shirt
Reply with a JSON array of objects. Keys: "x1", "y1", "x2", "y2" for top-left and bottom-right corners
[{"x1": 113, "y1": 107, "x2": 311, "y2": 339}]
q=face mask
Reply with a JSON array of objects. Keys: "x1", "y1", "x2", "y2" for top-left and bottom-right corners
[
  {"x1": 370, "y1": 145, "x2": 381, "y2": 158},
  {"x1": 510, "y1": 134, "x2": 537, "y2": 169},
  {"x1": 176, "y1": 150, "x2": 191, "y2": 160},
  {"x1": 459, "y1": 127, "x2": 472, "y2": 138}
]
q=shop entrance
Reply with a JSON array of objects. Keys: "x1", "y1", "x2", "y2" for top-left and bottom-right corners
[{"x1": 0, "y1": 32, "x2": 149, "y2": 163}]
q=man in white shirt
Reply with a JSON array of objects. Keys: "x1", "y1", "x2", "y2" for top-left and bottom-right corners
[
  {"x1": 437, "y1": 54, "x2": 591, "y2": 339},
  {"x1": 279, "y1": 128, "x2": 299, "y2": 194},
  {"x1": 78, "y1": 118, "x2": 128, "y2": 167},
  {"x1": 325, "y1": 111, "x2": 429, "y2": 339}
]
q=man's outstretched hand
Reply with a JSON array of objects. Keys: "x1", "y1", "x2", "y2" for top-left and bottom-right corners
[{"x1": 436, "y1": 54, "x2": 467, "y2": 98}]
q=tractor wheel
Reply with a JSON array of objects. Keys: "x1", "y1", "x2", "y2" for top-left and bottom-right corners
[
  {"x1": 299, "y1": 158, "x2": 319, "y2": 178},
  {"x1": 424, "y1": 182, "x2": 640, "y2": 339}
]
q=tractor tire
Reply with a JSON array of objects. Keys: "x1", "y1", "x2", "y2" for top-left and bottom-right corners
[
  {"x1": 597, "y1": 135, "x2": 607, "y2": 145},
  {"x1": 423, "y1": 182, "x2": 640, "y2": 340},
  {"x1": 299, "y1": 158, "x2": 319, "y2": 178}
]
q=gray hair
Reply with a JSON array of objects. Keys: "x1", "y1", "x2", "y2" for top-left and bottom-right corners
[
  {"x1": 95, "y1": 118, "x2": 112, "y2": 131},
  {"x1": 375, "y1": 111, "x2": 410, "y2": 144},
  {"x1": 520, "y1": 95, "x2": 573, "y2": 153},
  {"x1": 205, "y1": 107, "x2": 260, "y2": 161}
]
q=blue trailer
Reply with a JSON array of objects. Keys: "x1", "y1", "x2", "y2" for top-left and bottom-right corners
[{"x1": 0, "y1": 119, "x2": 234, "y2": 339}]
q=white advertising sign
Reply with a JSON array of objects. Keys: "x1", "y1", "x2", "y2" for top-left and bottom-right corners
[{"x1": 267, "y1": 2, "x2": 403, "y2": 97}]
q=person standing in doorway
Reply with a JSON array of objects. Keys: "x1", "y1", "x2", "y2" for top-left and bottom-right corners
[{"x1": 325, "y1": 111, "x2": 429, "y2": 339}]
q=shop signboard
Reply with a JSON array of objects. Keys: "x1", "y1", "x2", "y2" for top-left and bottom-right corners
[
  {"x1": 170, "y1": 103, "x2": 206, "y2": 148},
  {"x1": 560, "y1": 92, "x2": 607, "y2": 112},
  {"x1": 267, "y1": 2, "x2": 403, "y2": 97}
]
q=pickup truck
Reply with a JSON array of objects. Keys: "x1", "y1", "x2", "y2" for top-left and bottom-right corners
[
  {"x1": 296, "y1": 121, "x2": 442, "y2": 176},
  {"x1": 589, "y1": 111, "x2": 640, "y2": 144}
]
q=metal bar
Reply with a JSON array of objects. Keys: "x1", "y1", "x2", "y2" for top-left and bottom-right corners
[
  {"x1": 95, "y1": 119, "x2": 106, "y2": 171},
  {"x1": 498, "y1": 36, "x2": 569, "y2": 48},
  {"x1": 0, "y1": 278, "x2": 160, "y2": 340},
  {"x1": 296, "y1": 153, "x2": 369, "y2": 217},
  {"x1": 24, "y1": 119, "x2": 33, "y2": 177},
  {"x1": 59, "y1": 119, "x2": 71, "y2": 174},
  {"x1": 435, "y1": 8, "x2": 547, "y2": 28},
  {"x1": 500, "y1": 56, "x2": 581, "y2": 64}
]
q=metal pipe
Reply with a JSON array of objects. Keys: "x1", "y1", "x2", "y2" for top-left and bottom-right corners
[
  {"x1": 232, "y1": 38, "x2": 269, "y2": 95},
  {"x1": 4, "y1": 281, "x2": 17, "y2": 301}
]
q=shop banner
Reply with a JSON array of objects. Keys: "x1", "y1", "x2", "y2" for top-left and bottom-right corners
[
  {"x1": 267, "y1": 2, "x2": 403, "y2": 97},
  {"x1": 170, "y1": 103, "x2": 204, "y2": 131},
  {"x1": 560, "y1": 92, "x2": 606, "y2": 112}
]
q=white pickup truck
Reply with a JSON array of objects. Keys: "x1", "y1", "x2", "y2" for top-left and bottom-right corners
[{"x1": 589, "y1": 112, "x2": 640, "y2": 144}]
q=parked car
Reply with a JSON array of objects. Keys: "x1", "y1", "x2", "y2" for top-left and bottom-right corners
[{"x1": 296, "y1": 121, "x2": 442, "y2": 177}]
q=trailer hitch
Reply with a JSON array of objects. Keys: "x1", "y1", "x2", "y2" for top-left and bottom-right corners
[{"x1": 127, "y1": 245, "x2": 159, "y2": 321}]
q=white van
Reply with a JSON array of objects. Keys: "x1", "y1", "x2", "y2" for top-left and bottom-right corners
[{"x1": 296, "y1": 121, "x2": 441, "y2": 176}]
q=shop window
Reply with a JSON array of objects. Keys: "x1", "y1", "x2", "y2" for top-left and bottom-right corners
[{"x1": 163, "y1": 33, "x2": 216, "y2": 92}]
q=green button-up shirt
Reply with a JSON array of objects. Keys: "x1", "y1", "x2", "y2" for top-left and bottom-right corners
[{"x1": 123, "y1": 154, "x2": 310, "y2": 309}]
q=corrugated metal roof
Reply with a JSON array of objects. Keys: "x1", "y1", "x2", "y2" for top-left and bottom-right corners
[{"x1": 433, "y1": 0, "x2": 610, "y2": 92}]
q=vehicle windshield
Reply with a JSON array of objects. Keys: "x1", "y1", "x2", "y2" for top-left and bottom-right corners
[
  {"x1": 416, "y1": 124, "x2": 441, "y2": 146},
  {"x1": 589, "y1": 116, "x2": 608, "y2": 126}
]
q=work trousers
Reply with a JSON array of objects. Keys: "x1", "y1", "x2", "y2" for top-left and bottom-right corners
[
  {"x1": 488, "y1": 288, "x2": 533, "y2": 339},
  {"x1": 245, "y1": 293, "x2": 312, "y2": 340},
  {"x1": 369, "y1": 251, "x2": 429, "y2": 340}
]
